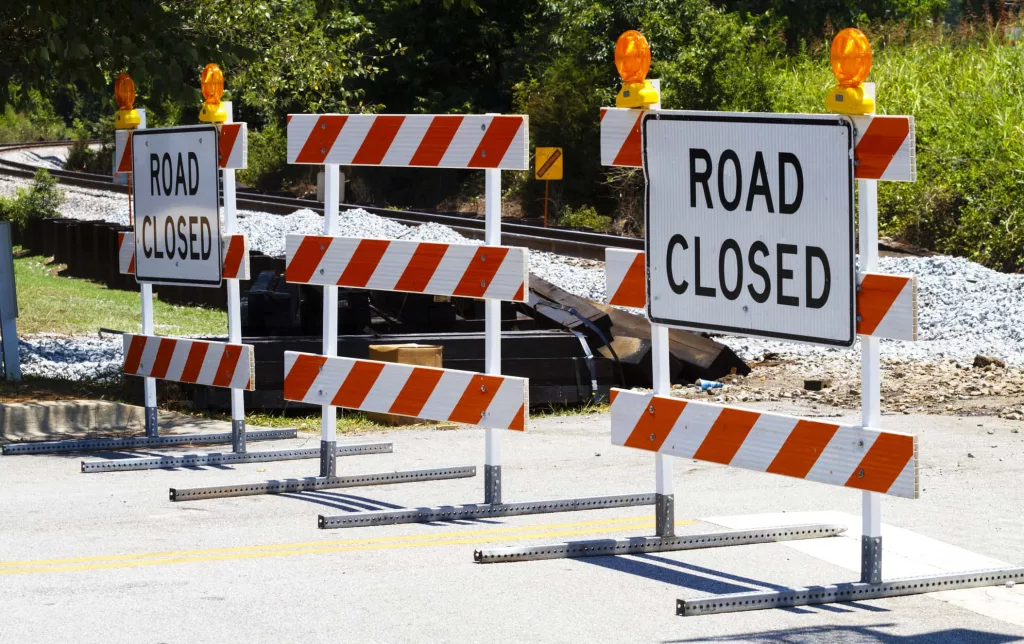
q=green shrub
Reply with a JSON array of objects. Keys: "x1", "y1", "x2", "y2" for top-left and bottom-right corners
[
  {"x1": 64, "y1": 134, "x2": 114, "y2": 175},
  {"x1": 0, "y1": 169, "x2": 65, "y2": 229},
  {"x1": 237, "y1": 122, "x2": 289, "y2": 192},
  {"x1": 558, "y1": 204, "x2": 612, "y2": 232}
]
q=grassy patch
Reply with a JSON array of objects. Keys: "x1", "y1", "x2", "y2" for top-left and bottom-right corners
[{"x1": 13, "y1": 252, "x2": 227, "y2": 336}]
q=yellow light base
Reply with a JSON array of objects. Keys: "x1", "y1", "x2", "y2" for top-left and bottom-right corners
[
  {"x1": 825, "y1": 85, "x2": 875, "y2": 115},
  {"x1": 616, "y1": 80, "x2": 660, "y2": 109},
  {"x1": 114, "y1": 109, "x2": 141, "y2": 130},
  {"x1": 199, "y1": 102, "x2": 228, "y2": 123}
]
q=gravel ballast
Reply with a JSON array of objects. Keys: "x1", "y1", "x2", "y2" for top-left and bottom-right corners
[{"x1": 6, "y1": 173, "x2": 1024, "y2": 378}]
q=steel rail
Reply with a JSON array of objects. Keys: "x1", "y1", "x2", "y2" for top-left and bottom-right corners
[{"x1": 0, "y1": 141, "x2": 642, "y2": 260}]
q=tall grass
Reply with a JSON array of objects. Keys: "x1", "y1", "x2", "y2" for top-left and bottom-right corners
[{"x1": 769, "y1": 18, "x2": 1024, "y2": 270}]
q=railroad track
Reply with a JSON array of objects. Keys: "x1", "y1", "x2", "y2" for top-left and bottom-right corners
[{"x1": 0, "y1": 140, "x2": 642, "y2": 260}]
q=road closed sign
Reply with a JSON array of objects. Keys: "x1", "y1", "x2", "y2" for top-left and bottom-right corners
[
  {"x1": 643, "y1": 112, "x2": 854, "y2": 347},
  {"x1": 131, "y1": 125, "x2": 222, "y2": 287}
]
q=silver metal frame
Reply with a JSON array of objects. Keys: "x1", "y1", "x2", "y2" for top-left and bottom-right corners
[
  {"x1": 80, "y1": 441, "x2": 393, "y2": 473},
  {"x1": 318, "y1": 493, "x2": 656, "y2": 529},
  {"x1": 678, "y1": 567, "x2": 1024, "y2": 616},
  {"x1": 474, "y1": 524, "x2": 847, "y2": 563},
  {"x1": 169, "y1": 465, "x2": 477, "y2": 501},
  {"x1": 2, "y1": 428, "x2": 297, "y2": 455}
]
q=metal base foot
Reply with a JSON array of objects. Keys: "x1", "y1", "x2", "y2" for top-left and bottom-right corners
[
  {"x1": 81, "y1": 442, "x2": 392, "y2": 473},
  {"x1": 320, "y1": 440, "x2": 337, "y2": 477},
  {"x1": 655, "y1": 493, "x2": 674, "y2": 537},
  {"x1": 484, "y1": 464, "x2": 501, "y2": 505},
  {"x1": 232, "y1": 419, "x2": 246, "y2": 454},
  {"x1": 474, "y1": 523, "x2": 846, "y2": 563},
  {"x1": 318, "y1": 493, "x2": 656, "y2": 529},
  {"x1": 861, "y1": 535, "x2": 882, "y2": 584},
  {"x1": 2, "y1": 429, "x2": 298, "y2": 455},
  {"x1": 678, "y1": 566, "x2": 1024, "y2": 616},
  {"x1": 145, "y1": 406, "x2": 158, "y2": 438},
  {"x1": 169, "y1": 465, "x2": 476, "y2": 501}
]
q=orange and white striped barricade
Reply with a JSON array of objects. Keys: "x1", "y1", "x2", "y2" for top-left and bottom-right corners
[
  {"x1": 171, "y1": 113, "x2": 658, "y2": 521},
  {"x1": 483, "y1": 97, "x2": 1021, "y2": 612},
  {"x1": 87, "y1": 104, "x2": 390, "y2": 472}
]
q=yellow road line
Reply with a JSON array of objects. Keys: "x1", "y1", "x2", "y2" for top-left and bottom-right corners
[{"x1": 2, "y1": 516, "x2": 699, "y2": 575}]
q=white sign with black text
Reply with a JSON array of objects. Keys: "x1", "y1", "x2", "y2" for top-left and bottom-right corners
[
  {"x1": 131, "y1": 125, "x2": 222, "y2": 287},
  {"x1": 643, "y1": 112, "x2": 854, "y2": 347}
]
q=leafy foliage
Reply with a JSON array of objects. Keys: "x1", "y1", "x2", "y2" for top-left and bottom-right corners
[{"x1": 0, "y1": 169, "x2": 65, "y2": 229}]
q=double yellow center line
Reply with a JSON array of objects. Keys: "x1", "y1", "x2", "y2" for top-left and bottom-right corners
[{"x1": 1, "y1": 515, "x2": 698, "y2": 576}]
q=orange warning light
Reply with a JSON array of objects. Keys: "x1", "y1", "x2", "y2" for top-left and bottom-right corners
[
  {"x1": 614, "y1": 31, "x2": 659, "y2": 109},
  {"x1": 199, "y1": 63, "x2": 228, "y2": 123},
  {"x1": 114, "y1": 73, "x2": 141, "y2": 130},
  {"x1": 831, "y1": 28, "x2": 872, "y2": 87},
  {"x1": 825, "y1": 28, "x2": 875, "y2": 115},
  {"x1": 615, "y1": 30, "x2": 651, "y2": 84}
]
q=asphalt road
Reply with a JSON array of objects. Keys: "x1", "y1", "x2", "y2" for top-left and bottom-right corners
[{"x1": 1, "y1": 406, "x2": 1022, "y2": 643}]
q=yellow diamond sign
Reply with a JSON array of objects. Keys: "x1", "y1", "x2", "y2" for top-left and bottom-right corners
[{"x1": 535, "y1": 147, "x2": 563, "y2": 180}]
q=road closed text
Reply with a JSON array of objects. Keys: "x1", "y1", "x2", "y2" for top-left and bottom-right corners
[
  {"x1": 131, "y1": 126, "x2": 222, "y2": 287},
  {"x1": 643, "y1": 113, "x2": 854, "y2": 346}
]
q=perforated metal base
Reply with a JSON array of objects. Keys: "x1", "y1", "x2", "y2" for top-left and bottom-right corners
[
  {"x1": 169, "y1": 465, "x2": 476, "y2": 501},
  {"x1": 484, "y1": 464, "x2": 501, "y2": 504},
  {"x1": 320, "y1": 440, "x2": 337, "y2": 478},
  {"x1": 145, "y1": 406, "x2": 158, "y2": 438},
  {"x1": 318, "y1": 493, "x2": 656, "y2": 529},
  {"x1": 232, "y1": 419, "x2": 246, "y2": 453},
  {"x1": 2, "y1": 429, "x2": 298, "y2": 455},
  {"x1": 81, "y1": 442, "x2": 392, "y2": 473},
  {"x1": 861, "y1": 535, "x2": 883, "y2": 584},
  {"x1": 655, "y1": 493, "x2": 674, "y2": 537},
  {"x1": 678, "y1": 567, "x2": 1024, "y2": 616},
  {"x1": 474, "y1": 523, "x2": 846, "y2": 563}
]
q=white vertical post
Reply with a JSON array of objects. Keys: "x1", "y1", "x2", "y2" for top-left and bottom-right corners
[
  {"x1": 320, "y1": 164, "x2": 341, "y2": 477},
  {"x1": 859, "y1": 176, "x2": 883, "y2": 583},
  {"x1": 221, "y1": 102, "x2": 246, "y2": 453},
  {"x1": 647, "y1": 89, "x2": 672, "y2": 536},
  {"x1": 131, "y1": 112, "x2": 158, "y2": 437},
  {"x1": 652, "y1": 322, "x2": 674, "y2": 536},
  {"x1": 484, "y1": 165, "x2": 502, "y2": 504}
]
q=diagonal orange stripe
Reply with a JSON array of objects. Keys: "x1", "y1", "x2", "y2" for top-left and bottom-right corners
[
  {"x1": 123, "y1": 335, "x2": 147, "y2": 375},
  {"x1": 393, "y1": 243, "x2": 448, "y2": 293},
  {"x1": 766, "y1": 420, "x2": 839, "y2": 479},
  {"x1": 612, "y1": 252, "x2": 647, "y2": 307},
  {"x1": 692, "y1": 407, "x2": 759, "y2": 465},
  {"x1": 222, "y1": 235, "x2": 246, "y2": 279},
  {"x1": 857, "y1": 274, "x2": 908, "y2": 336},
  {"x1": 295, "y1": 115, "x2": 347, "y2": 164},
  {"x1": 410, "y1": 116, "x2": 463, "y2": 166},
  {"x1": 331, "y1": 361, "x2": 385, "y2": 409},
  {"x1": 388, "y1": 367, "x2": 444, "y2": 417},
  {"x1": 599, "y1": 107, "x2": 608, "y2": 122},
  {"x1": 508, "y1": 404, "x2": 526, "y2": 431},
  {"x1": 513, "y1": 283, "x2": 525, "y2": 302},
  {"x1": 448, "y1": 374, "x2": 503, "y2": 424},
  {"x1": 622, "y1": 397, "x2": 686, "y2": 452},
  {"x1": 351, "y1": 115, "x2": 406, "y2": 165},
  {"x1": 855, "y1": 116, "x2": 910, "y2": 179},
  {"x1": 287, "y1": 236, "x2": 331, "y2": 283},
  {"x1": 283, "y1": 354, "x2": 328, "y2": 401},
  {"x1": 338, "y1": 239, "x2": 390, "y2": 288},
  {"x1": 212, "y1": 345, "x2": 243, "y2": 388},
  {"x1": 150, "y1": 338, "x2": 177, "y2": 379},
  {"x1": 180, "y1": 342, "x2": 210, "y2": 384},
  {"x1": 612, "y1": 112, "x2": 643, "y2": 167},
  {"x1": 845, "y1": 433, "x2": 915, "y2": 494},
  {"x1": 118, "y1": 132, "x2": 133, "y2": 173},
  {"x1": 218, "y1": 123, "x2": 241, "y2": 168},
  {"x1": 468, "y1": 116, "x2": 523, "y2": 168},
  {"x1": 454, "y1": 246, "x2": 508, "y2": 298}
]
